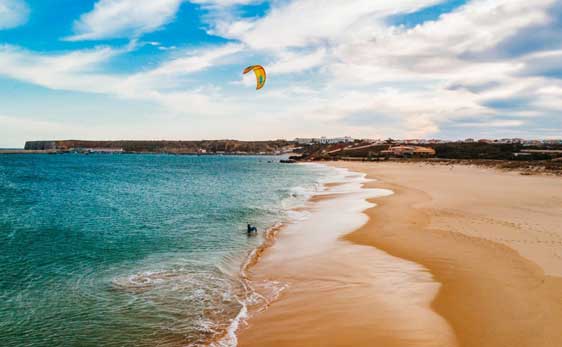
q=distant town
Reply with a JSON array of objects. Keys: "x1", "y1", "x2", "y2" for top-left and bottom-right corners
[
  {"x1": 294, "y1": 136, "x2": 562, "y2": 146},
  {"x1": 0, "y1": 138, "x2": 561, "y2": 165}
]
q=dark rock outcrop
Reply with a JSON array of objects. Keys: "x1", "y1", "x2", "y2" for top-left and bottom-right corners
[{"x1": 24, "y1": 141, "x2": 57, "y2": 150}]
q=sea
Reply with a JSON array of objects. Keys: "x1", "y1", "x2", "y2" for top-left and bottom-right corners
[{"x1": 0, "y1": 154, "x2": 332, "y2": 347}]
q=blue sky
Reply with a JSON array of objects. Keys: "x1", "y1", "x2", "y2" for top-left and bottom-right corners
[{"x1": 0, "y1": 0, "x2": 561, "y2": 147}]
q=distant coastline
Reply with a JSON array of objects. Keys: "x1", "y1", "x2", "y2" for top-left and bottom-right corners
[
  {"x1": 4, "y1": 138, "x2": 562, "y2": 175},
  {"x1": 2, "y1": 140, "x2": 296, "y2": 155}
]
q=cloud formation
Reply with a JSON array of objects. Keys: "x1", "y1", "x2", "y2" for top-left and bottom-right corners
[
  {"x1": 230, "y1": 0, "x2": 562, "y2": 138},
  {"x1": 191, "y1": 0, "x2": 259, "y2": 6},
  {"x1": 0, "y1": 0, "x2": 28, "y2": 29},
  {"x1": 211, "y1": 0, "x2": 445, "y2": 49},
  {"x1": 204, "y1": 0, "x2": 561, "y2": 138},
  {"x1": 0, "y1": 43, "x2": 246, "y2": 121},
  {"x1": 67, "y1": 0, "x2": 184, "y2": 41},
  {"x1": 1, "y1": 0, "x2": 562, "y2": 146}
]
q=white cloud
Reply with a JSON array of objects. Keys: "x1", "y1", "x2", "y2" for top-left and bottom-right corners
[
  {"x1": 67, "y1": 0, "x2": 184, "y2": 41},
  {"x1": 191, "y1": 0, "x2": 259, "y2": 6},
  {"x1": 0, "y1": 43, "x2": 235, "y2": 95},
  {"x1": 211, "y1": 0, "x2": 445, "y2": 49},
  {"x1": 120, "y1": 44, "x2": 245, "y2": 114},
  {"x1": 454, "y1": 120, "x2": 525, "y2": 128},
  {"x1": 143, "y1": 43, "x2": 243, "y2": 77},
  {"x1": 0, "y1": 45, "x2": 121, "y2": 93},
  {"x1": 268, "y1": 0, "x2": 562, "y2": 137},
  {"x1": 268, "y1": 48, "x2": 326, "y2": 74},
  {"x1": 0, "y1": 44, "x2": 246, "y2": 118},
  {"x1": 0, "y1": 0, "x2": 28, "y2": 29},
  {"x1": 331, "y1": 0, "x2": 556, "y2": 81}
]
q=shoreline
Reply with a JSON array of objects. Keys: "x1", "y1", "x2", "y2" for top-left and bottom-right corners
[
  {"x1": 210, "y1": 164, "x2": 336, "y2": 347},
  {"x1": 236, "y1": 161, "x2": 562, "y2": 347},
  {"x1": 237, "y1": 165, "x2": 456, "y2": 347}
]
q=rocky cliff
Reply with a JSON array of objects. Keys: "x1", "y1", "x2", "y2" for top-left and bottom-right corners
[{"x1": 24, "y1": 141, "x2": 57, "y2": 150}]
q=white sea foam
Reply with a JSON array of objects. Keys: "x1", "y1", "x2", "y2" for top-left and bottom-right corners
[
  {"x1": 208, "y1": 166, "x2": 343, "y2": 347},
  {"x1": 209, "y1": 165, "x2": 368, "y2": 346},
  {"x1": 177, "y1": 164, "x2": 395, "y2": 347},
  {"x1": 110, "y1": 260, "x2": 247, "y2": 347}
]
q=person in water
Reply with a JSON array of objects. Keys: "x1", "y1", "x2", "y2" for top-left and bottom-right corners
[{"x1": 247, "y1": 224, "x2": 257, "y2": 234}]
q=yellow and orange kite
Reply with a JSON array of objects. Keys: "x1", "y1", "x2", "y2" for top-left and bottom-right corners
[{"x1": 243, "y1": 65, "x2": 266, "y2": 90}]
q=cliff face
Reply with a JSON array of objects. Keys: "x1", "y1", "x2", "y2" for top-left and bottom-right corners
[
  {"x1": 24, "y1": 141, "x2": 57, "y2": 150},
  {"x1": 24, "y1": 140, "x2": 293, "y2": 154}
]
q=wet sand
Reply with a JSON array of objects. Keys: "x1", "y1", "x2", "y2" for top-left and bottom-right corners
[{"x1": 238, "y1": 162, "x2": 562, "y2": 347}]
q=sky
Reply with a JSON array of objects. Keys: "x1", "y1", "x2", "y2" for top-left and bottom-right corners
[{"x1": 0, "y1": 0, "x2": 561, "y2": 147}]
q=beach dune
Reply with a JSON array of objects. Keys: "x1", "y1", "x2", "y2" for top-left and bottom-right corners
[{"x1": 238, "y1": 162, "x2": 562, "y2": 347}]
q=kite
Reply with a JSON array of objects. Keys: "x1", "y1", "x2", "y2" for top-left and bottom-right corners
[{"x1": 243, "y1": 65, "x2": 266, "y2": 90}]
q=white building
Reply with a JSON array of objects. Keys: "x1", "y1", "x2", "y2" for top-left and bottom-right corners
[
  {"x1": 295, "y1": 138, "x2": 316, "y2": 145},
  {"x1": 80, "y1": 148, "x2": 124, "y2": 153},
  {"x1": 294, "y1": 137, "x2": 354, "y2": 145}
]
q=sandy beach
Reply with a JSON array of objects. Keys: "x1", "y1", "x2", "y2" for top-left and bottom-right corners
[{"x1": 237, "y1": 162, "x2": 562, "y2": 347}]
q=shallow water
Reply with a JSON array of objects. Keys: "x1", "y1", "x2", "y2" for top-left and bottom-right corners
[{"x1": 0, "y1": 154, "x2": 330, "y2": 347}]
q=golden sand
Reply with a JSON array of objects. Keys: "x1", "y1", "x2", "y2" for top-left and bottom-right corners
[{"x1": 238, "y1": 162, "x2": 562, "y2": 347}]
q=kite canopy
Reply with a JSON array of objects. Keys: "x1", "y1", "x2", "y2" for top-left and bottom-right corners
[{"x1": 243, "y1": 65, "x2": 266, "y2": 90}]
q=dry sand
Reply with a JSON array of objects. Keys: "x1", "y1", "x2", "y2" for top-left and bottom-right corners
[{"x1": 237, "y1": 162, "x2": 562, "y2": 347}]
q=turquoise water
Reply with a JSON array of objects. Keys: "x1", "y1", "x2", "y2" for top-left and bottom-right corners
[{"x1": 0, "y1": 154, "x2": 327, "y2": 347}]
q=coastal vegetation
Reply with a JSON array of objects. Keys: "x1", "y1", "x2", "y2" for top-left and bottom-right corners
[
  {"x1": 291, "y1": 141, "x2": 562, "y2": 174},
  {"x1": 293, "y1": 141, "x2": 561, "y2": 160}
]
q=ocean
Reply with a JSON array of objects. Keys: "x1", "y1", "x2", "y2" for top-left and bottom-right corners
[{"x1": 0, "y1": 154, "x2": 330, "y2": 347}]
